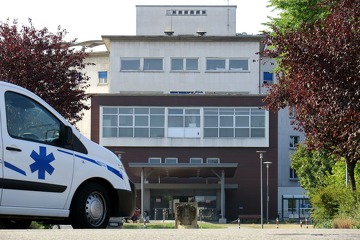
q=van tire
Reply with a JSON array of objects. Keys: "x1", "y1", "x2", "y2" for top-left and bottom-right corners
[{"x1": 70, "y1": 183, "x2": 110, "y2": 229}]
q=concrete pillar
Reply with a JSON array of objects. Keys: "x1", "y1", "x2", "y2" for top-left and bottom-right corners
[
  {"x1": 219, "y1": 169, "x2": 226, "y2": 223},
  {"x1": 141, "y1": 168, "x2": 144, "y2": 220}
]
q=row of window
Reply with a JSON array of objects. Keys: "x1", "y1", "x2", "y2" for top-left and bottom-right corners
[
  {"x1": 119, "y1": 58, "x2": 249, "y2": 72},
  {"x1": 149, "y1": 157, "x2": 220, "y2": 164},
  {"x1": 102, "y1": 107, "x2": 266, "y2": 139},
  {"x1": 166, "y1": 9, "x2": 207, "y2": 16}
]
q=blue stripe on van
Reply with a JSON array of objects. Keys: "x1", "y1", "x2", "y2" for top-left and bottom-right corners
[
  {"x1": 57, "y1": 149, "x2": 123, "y2": 179},
  {"x1": 107, "y1": 165, "x2": 123, "y2": 179},
  {"x1": 58, "y1": 149, "x2": 100, "y2": 166},
  {"x1": 4, "y1": 161, "x2": 27, "y2": 176}
]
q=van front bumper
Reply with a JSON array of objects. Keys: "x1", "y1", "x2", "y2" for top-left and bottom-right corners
[{"x1": 114, "y1": 180, "x2": 136, "y2": 217}]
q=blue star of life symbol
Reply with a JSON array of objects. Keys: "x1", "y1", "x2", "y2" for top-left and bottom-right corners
[{"x1": 29, "y1": 146, "x2": 55, "y2": 180}]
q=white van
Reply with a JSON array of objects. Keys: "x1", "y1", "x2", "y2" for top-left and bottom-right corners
[{"x1": 0, "y1": 81, "x2": 135, "y2": 229}]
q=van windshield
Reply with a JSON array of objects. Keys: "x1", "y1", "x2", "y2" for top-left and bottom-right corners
[{"x1": 5, "y1": 91, "x2": 61, "y2": 146}]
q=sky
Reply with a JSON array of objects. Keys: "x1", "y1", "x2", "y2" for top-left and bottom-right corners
[{"x1": 0, "y1": 0, "x2": 278, "y2": 42}]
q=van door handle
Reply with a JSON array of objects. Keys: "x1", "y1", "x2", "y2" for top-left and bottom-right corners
[{"x1": 6, "y1": 146, "x2": 22, "y2": 152}]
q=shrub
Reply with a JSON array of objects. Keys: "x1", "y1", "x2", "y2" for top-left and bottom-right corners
[{"x1": 333, "y1": 217, "x2": 356, "y2": 229}]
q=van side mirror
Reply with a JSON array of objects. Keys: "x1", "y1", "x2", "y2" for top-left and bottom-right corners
[{"x1": 64, "y1": 126, "x2": 73, "y2": 146}]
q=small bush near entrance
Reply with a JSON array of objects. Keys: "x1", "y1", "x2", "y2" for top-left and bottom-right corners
[{"x1": 333, "y1": 217, "x2": 357, "y2": 229}]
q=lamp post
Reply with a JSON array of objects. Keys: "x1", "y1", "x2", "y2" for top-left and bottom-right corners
[
  {"x1": 264, "y1": 161, "x2": 272, "y2": 224},
  {"x1": 256, "y1": 151, "x2": 266, "y2": 229}
]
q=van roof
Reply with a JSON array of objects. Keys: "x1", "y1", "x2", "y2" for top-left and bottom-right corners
[{"x1": 0, "y1": 81, "x2": 35, "y2": 96}]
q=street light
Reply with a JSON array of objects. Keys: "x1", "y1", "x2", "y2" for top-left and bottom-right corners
[
  {"x1": 256, "y1": 151, "x2": 266, "y2": 229},
  {"x1": 263, "y1": 161, "x2": 272, "y2": 224}
]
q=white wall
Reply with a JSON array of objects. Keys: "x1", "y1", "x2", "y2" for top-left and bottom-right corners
[
  {"x1": 76, "y1": 52, "x2": 110, "y2": 137},
  {"x1": 136, "y1": 5, "x2": 237, "y2": 36},
  {"x1": 277, "y1": 108, "x2": 305, "y2": 187},
  {"x1": 108, "y1": 40, "x2": 261, "y2": 94}
]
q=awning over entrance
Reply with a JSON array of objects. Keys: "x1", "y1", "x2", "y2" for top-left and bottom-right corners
[
  {"x1": 128, "y1": 162, "x2": 238, "y2": 223},
  {"x1": 128, "y1": 162, "x2": 238, "y2": 178}
]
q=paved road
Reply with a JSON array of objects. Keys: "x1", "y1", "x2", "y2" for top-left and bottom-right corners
[{"x1": 1, "y1": 228, "x2": 360, "y2": 240}]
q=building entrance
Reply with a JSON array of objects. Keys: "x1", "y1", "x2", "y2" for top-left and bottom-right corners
[{"x1": 150, "y1": 190, "x2": 218, "y2": 221}]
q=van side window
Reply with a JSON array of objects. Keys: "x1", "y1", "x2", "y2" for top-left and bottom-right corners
[{"x1": 5, "y1": 91, "x2": 61, "y2": 146}]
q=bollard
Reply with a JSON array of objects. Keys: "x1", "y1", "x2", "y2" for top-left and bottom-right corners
[
  {"x1": 163, "y1": 209, "x2": 166, "y2": 223},
  {"x1": 300, "y1": 220, "x2": 302, "y2": 228},
  {"x1": 276, "y1": 218, "x2": 279, "y2": 229},
  {"x1": 238, "y1": 217, "x2": 240, "y2": 229},
  {"x1": 305, "y1": 218, "x2": 308, "y2": 229}
]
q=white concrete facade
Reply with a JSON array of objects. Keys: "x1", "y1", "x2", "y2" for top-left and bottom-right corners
[
  {"x1": 103, "y1": 37, "x2": 263, "y2": 95},
  {"x1": 76, "y1": 52, "x2": 109, "y2": 137},
  {"x1": 136, "y1": 5, "x2": 237, "y2": 36},
  {"x1": 277, "y1": 108, "x2": 307, "y2": 219}
]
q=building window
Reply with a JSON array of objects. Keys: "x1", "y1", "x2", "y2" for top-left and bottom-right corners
[
  {"x1": 120, "y1": 58, "x2": 163, "y2": 71},
  {"x1": 149, "y1": 158, "x2": 161, "y2": 164},
  {"x1": 229, "y1": 59, "x2": 248, "y2": 71},
  {"x1": 290, "y1": 167, "x2": 298, "y2": 179},
  {"x1": 144, "y1": 58, "x2": 163, "y2": 71},
  {"x1": 121, "y1": 58, "x2": 140, "y2": 71},
  {"x1": 165, "y1": 157, "x2": 178, "y2": 164},
  {"x1": 206, "y1": 58, "x2": 249, "y2": 72},
  {"x1": 204, "y1": 108, "x2": 265, "y2": 138},
  {"x1": 186, "y1": 58, "x2": 198, "y2": 70},
  {"x1": 206, "y1": 59, "x2": 225, "y2": 71},
  {"x1": 102, "y1": 107, "x2": 119, "y2": 137},
  {"x1": 206, "y1": 158, "x2": 220, "y2": 164},
  {"x1": 168, "y1": 108, "x2": 200, "y2": 138},
  {"x1": 102, "y1": 107, "x2": 165, "y2": 138},
  {"x1": 190, "y1": 158, "x2": 203, "y2": 164},
  {"x1": 171, "y1": 58, "x2": 183, "y2": 71},
  {"x1": 290, "y1": 136, "x2": 300, "y2": 149},
  {"x1": 171, "y1": 58, "x2": 198, "y2": 71},
  {"x1": 98, "y1": 71, "x2": 108, "y2": 84},
  {"x1": 263, "y1": 72, "x2": 273, "y2": 84}
]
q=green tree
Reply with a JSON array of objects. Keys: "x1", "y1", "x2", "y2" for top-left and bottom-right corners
[
  {"x1": 291, "y1": 145, "x2": 360, "y2": 228},
  {"x1": 291, "y1": 144, "x2": 335, "y2": 191},
  {"x1": 0, "y1": 19, "x2": 91, "y2": 124},
  {"x1": 263, "y1": 0, "x2": 360, "y2": 190},
  {"x1": 267, "y1": 0, "x2": 333, "y2": 32}
]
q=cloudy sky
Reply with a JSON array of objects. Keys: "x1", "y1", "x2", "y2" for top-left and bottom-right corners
[{"x1": 0, "y1": 0, "x2": 278, "y2": 41}]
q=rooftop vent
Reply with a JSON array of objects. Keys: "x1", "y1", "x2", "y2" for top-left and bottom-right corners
[
  {"x1": 164, "y1": 30, "x2": 174, "y2": 36},
  {"x1": 196, "y1": 31, "x2": 206, "y2": 36}
]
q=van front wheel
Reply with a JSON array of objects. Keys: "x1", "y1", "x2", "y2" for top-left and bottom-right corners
[{"x1": 71, "y1": 183, "x2": 110, "y2": 229}]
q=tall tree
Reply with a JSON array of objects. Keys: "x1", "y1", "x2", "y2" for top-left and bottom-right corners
[
  {"x1": 0, "y1": 19, "x2": 91, "y2": 124},
  {"x1": 291, "y1": 144, "x2": 335, "y2": 192},
  {"x1": 267, "y1": 0, "x2": 332, "y2": 32},
  {"x1": 263, "y1": 0, "x2": 360, "y2": 190}
]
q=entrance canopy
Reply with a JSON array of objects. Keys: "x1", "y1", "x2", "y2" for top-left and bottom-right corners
[
  {"x1": 128, "y1": 162, "x2": 238, "y2": 223},
  {"x1": 128, "y1": 162, "x2": 238, "y2": 179}
]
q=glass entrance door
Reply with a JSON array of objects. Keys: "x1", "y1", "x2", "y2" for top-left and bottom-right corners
[{"x1": 151, "y1": 191, "x2": 217, "y2": 221}]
